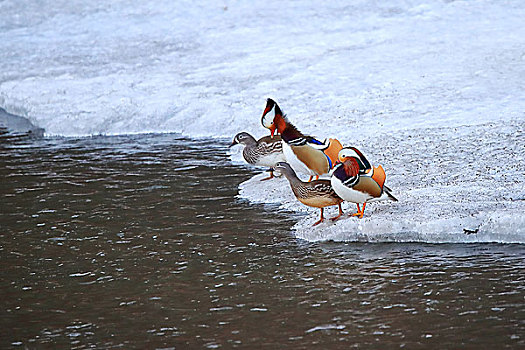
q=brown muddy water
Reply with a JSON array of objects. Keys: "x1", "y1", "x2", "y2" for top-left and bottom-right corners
[{"x1": 1, "y1": 133, "x2": 524, "y2": 349}]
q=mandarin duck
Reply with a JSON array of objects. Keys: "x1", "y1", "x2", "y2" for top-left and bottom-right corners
[
  {"x1": 261, "y1": 98, "x2": 342, "y2": 182},
  {"x1": 330, "y1": 147, "x2": 398, "y2": 218},
  {"x1": 275, "y1": 162, "x2": 343, "y2": 226},
  {"x1": 230, "y1": 132, "x2": 285, "y2": 180}
]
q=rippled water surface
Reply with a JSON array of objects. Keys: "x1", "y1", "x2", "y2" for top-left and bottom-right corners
[{"x1": 1, "y1": 134, "x2": 524, "y2": 349}]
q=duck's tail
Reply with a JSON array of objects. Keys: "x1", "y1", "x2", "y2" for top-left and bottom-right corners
[{"x1": 383, "y1": 185, "x2": 398, "y2": 202}]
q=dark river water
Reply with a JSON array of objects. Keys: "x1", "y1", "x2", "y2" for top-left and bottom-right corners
[{"x1": 1, "y1": 133, "x2": 524, "y2": 349}]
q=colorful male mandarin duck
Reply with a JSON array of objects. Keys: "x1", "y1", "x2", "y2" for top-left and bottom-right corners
[
  {"x1": 261, "y1": 98, "x2": 342, "y2": 181},
  {"x1": 330, "y1": 147, "x2": 398, "y2": 218},
  {"x1": 275, "y1": 162, "x2": 343, "y2": 226},
  {"x1": 230, "y1": 132, "x2": 285, "y2": 180}
]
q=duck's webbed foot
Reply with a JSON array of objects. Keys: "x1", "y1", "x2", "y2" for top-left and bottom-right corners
[{"x1": 260, "y1": 169, "x2": 275, "y2": 181}]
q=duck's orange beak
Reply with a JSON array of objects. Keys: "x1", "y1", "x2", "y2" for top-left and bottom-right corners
[{"x1": 269, "y1": 125, "x2": 276, "y2": 138}]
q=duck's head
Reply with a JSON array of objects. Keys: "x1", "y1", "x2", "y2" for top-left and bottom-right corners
[
  {"x1": 274, "y1": 161, "x2": 294, "y2": 175},
  {"x1": 261, "y1": 98, "x2": 285, "y2": 138},
  {"x1": 338, "y1": 147, "x2": 361, "y2": 162},
  {"x1": 337, "y1": 147, "x2": 370, "y2": 171},
  {"x1": 230, "y1": 132, "x2": 255, "y2": 147},
  {"x1": 341, "y1": 157, "x2": 360, "y2": 177}
]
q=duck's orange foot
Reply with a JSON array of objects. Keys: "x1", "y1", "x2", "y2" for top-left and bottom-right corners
[
  {"x1": 313, "y1": 208, "x2": 327, "y2": 226},
  {"x1": 330, "y1": 214, "x2": 342, "y2": 222},
  {"x1": 260, "y1": 170, "x2": 275, "y2": 181},
  {"x1": 330, "y1": 203, "x2": 343, "y2": 222},
  {"x1": 350, "y1": 203, "x2": 366, "y2": 219},
  {"x1": 313, "y1": 218, "x2": 324, "y2": 226}
]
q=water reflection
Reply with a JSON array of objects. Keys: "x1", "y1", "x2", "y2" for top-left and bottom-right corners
[{"x1": 0, "y1": 134, "x2": 523, "y2": 348}]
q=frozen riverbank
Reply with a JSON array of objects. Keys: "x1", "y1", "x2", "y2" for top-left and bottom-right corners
[
  {"x1": 235, "y1": 120, "x2": 525, "y2": 243},
  {"x1": 1, "y1": 0, "x2": 524, "y2": 242}
]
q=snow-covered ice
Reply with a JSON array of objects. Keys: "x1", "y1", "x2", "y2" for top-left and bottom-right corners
[
  {"x1": 1, "y1": 0, "x2": 524, "y2": 242},
  {"x1": 239, "y1": 121, "x2": 524, "y2": 243}
]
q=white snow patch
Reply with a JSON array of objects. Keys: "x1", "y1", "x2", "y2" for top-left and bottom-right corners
[
  {"x1": 0, "y1": 0, "x2": 524, "y2": 137},
  {"x1": 238, "y1": 122, "x2": 525, "y2": 243}
]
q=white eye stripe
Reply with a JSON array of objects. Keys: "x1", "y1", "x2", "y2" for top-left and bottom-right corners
[
  {"x1": 261, "y1": 104, "x2": 276, "y2": 128},
  {"x1": 262, "y1": 115, "x2": 273, "y2": 128}
]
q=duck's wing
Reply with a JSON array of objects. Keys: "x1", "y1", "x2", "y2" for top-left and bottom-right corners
[
  {"x1": 306, "y1": 180, "x2": 342, "y2": 202},
  {"x1": 352, "y1": 176, "x2": 383, "y2": 198},
  {"x1": 256, "y1": 137, "x2": 283, "y2": 153},
  {"x1": 258, "y1": 135, "x2": 282, "y2": 144},
  {"x1": 304, "y1": 136, "x2": 329, "y2": 150}
]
